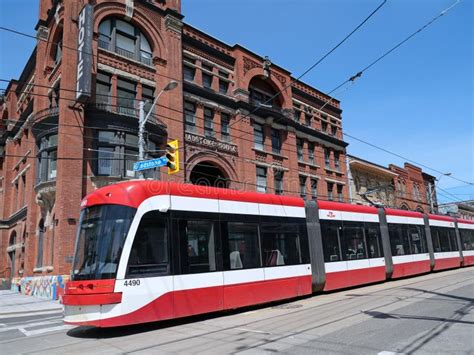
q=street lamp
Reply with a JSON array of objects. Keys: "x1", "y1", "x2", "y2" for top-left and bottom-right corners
[
  {"x1": 138, "y1": 80, "x2": 178, "y2": 179},
  {"x1": 429, "y1": 172, "x2": 451, "y2": 213}
]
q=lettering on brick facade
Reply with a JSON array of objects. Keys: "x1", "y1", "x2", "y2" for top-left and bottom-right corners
[
  {"x1": 185, "y1": 132, "x2": 238, "y2": 155},
  {"x1": 76, "y1": 4, "x2": 93, "y2": 102}
]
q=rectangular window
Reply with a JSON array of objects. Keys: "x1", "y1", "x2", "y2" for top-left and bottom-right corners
[
  {"x1": 311, "y1": 179, "x2": 318, "y2": 200},
  {"x1": 98, "y1": 147, "x2": 114, "y2": 175},
  {"x1": 221, "y1": 113, "x2": 230, "y2": 141},
  {"x1": 261, "y1": 222, "x2": 303, "y2": 266},
  {"x1": 184, "y1": 101, "x2": 196, "y2": 132},
  {"x1": 365, "y1": 223, "x2": 383, "y2": 258},
  {"x1": 274, "y1": 171, "x2": 283, "y2": 195},
  {"x1": 256, "y1": 166, "x2": 267, "y2": 193},
  {"x1": 337, "y1": 185, "x2": 344, "y2": 202},
  {"x1": 271, "y1": 129, "x2": 281, "y2": 154},
  {"x1": 327, "y1": 182, "x2": 334, "y2": 201},
  {"x1": 294, "y1": 109, "x2": 300, "y2": 122},
  {"x1": 321, "y1": 220, "x2": 342, "y2": 262},
  {"x1": 296, "y1": 138, "x2": 303, "y2": 161},
  {"x1": 184, "y1": 65, "x2": 195, "y2": 81},
  {"x1": 127, "y1": 211, "x2": 169, "y2": 276},
  {"x1": 254, "y1": 124, "x2": 264, "y2": 150},
  {"x1": 180, "y1": 220, "x2": 217, "y2": 274},
  {"x1": 204, "y1": 108, "x2": 214, "y2": 138},
  {"x1": 341, "y1": 222, "x2": 366, "y2": 260},
  {"x1": 334, "y1": 152, "x2": 340, "y2": 172},
  {"x1": 305, "y1": 114, "x2": 311, "y2": 127},
  {"x1": 299, "y1": 176, "x2": 306, "y2": 199},
  {"x1": 321, "y1": 121, "x2": 328, "y2": 133},
  {"x1": 389, "y1": 224, "x2": 427, "y2": 256},
  {"x1": 142, "y1": 85, "x2": 155, "y2": 115},
  {"x1": 96, "y1": 72, "x2": 111, "y2": 107},
  {"x1": 431, "y1": 227, "x2": 458, "y2": 252},
  {"x1": 325, "y1": 148, "x2": 331, "y2": 169},
  {"x1": 117, "y1": 78, "x2": 136, "y2": 116},
  {"x1": 202, "y1": 64, "x2": 213, "y2": 89},
  {"x1": 219, "y1": 71, "x2": 229, "y2": 94},
  {"x1": 460, "y1": 229, "x2": 474, "y2": 250},
  {"x1": 124, "y1": 148, "x2": 137, "y2": 178},
  {"x1": 48, "y1": 151, "x2": 57, "y2": 179},
  {"x1": 225, "y1": 222, "x2": 261, "y2": 269},
  {"x1": 331, "y1": 125, "x2": 337, "y2": 136},
  {"x1": 308, "y1": 143, "x2": 314, "y2": 165}
]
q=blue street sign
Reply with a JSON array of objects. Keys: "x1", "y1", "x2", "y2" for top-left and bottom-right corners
[{"x1": 133, "y1": 156, "x2": 168, "y2": 171}]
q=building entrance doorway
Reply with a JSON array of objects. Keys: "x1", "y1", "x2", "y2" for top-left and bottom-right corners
[{"x1": 190, "y1": 161, "x2": 229, "y2": 188}]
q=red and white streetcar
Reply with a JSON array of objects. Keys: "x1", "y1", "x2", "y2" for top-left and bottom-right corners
[{"x1": 62, "y1": 180, "x2": 473, "y2": 327}]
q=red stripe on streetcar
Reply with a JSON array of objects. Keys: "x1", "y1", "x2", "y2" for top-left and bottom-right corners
[
  {"x1": 385, "y1": 208, "x2": 424, "y2": 219},
  {"x1": 323, "y1": 266, "x2": 386, "y2": 291},
  {"x1": 433, "y1": 257, "x2": 461, "y2": 271},
  {"x1": 64, "y1": 275, "x2": 312, "y2": 328},
  {"x1": 391, "y1": 260, "x2": 431, "y2": 279},
  {"x1": 62, "y1": 292, "x2": 122, "y2": 306},
  {"x1": 64, "y1": 279, "x2": 116, "y2": 295},
  {"x1": 428, "y1": 214, "x2": 456, "y2": 222},
  {"x1": 463, "y1": 255, "x2": 474, "y2": 266}
]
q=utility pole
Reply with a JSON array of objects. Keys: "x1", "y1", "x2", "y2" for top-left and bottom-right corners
[
  {"x1": 138, "y1": 100, "x2": 146, "y2": 179},
  {"x1": 137, "y1": 80, "x2": 178, "y2": 179}
]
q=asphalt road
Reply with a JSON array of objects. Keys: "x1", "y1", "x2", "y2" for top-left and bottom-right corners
[{"x1": 1, "y1": 267, "x2": 473, "y2": 354}]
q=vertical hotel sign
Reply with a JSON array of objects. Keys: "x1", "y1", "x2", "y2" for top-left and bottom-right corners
[{"x1": 76, "y1": 4, "x2": 93, "y2": 102}]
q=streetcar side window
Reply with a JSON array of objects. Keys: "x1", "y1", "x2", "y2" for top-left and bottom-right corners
[
  {"x1": 127, "y1": 211, "x2": 169, "y2": 277},
  {"x1": 460, "y1": 229, "x2": 474, "y2": 250},
  {"x1": 365, "y1": 223, "x2": 383, "y2": 258},
  {"x1": 179, "y1": 220, "x2": 217, "y2": 274},
  {"x1": 389, "y1": 224, "x2": 407, "y2": 256},
  {"x1": 260, "y1": 222, "x2": 302, "y2": 266},
  {"x1": 320, "y1": 220, "x2": 342, "y2": 262},
  {"x1": 340, "y1": 221, "x2": 367, "y2": 260},
  {"x1": 225, "y1": 222, "x2": 261, "y2": 269},
  {"x1": 388, "y1": 223, "x2": 427, "y2": 256},
  {"x1": 431, "y1": 227, "x2": 458, "y2": 252},
  {"x1": 448, "y1": 228, "x2": 458, "y2": 251}
]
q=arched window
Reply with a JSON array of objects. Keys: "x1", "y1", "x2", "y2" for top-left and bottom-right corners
[
  {"x1": 98, "y1": 18, "x2": 152, "y2": 65},
  {"x1": 54, "y1": 38, "x2": 62, "y2": 65},
  {"x1": 36, "y1": 219, "x2": 45, "y2": 269},
  {"x1": 8, "y1": 231, "x2": 17, "y2": 278}
]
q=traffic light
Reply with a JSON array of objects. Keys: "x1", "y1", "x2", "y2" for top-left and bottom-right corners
[{"x1": 166, "y1": 139, "x2": 179, "y2": 175}]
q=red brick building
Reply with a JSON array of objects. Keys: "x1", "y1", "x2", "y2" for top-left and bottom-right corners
[
  {"x1": 0, "y1": 0, "x2": 349, "y2": 295},
  {"x1": 389, "y1": 163, "x2": 437, "y2": 213}
]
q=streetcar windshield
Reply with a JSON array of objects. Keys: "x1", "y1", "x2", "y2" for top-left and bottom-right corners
[{"x1": 72, "y1": 205, "x2": 136, "y2": 280}]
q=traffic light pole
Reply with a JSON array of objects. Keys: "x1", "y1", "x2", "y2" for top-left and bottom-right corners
[
  {"x1": 138, "y1": 100, "x2": 146, "y2": 179},
  {"x1": 137, "y1": 80, "x2": 178, "y2": 179}
]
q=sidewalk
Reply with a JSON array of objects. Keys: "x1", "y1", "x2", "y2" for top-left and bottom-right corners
[{"x1": 0, "y1": 290, "x2": 63, "y2": 317}]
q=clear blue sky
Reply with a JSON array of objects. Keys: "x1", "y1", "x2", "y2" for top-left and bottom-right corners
[{"x1": 1, "y1": 0, "x2": 472, "y2": 203}]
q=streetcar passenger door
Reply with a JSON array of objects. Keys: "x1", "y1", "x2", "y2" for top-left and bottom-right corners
[{"x1": 173, "y1": 212, "x2": 224, "y2": 317}]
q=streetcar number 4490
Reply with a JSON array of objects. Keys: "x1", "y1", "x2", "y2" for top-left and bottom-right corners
[{"x1": 124, "y1": 279, "x2": 141, "y2": 287}]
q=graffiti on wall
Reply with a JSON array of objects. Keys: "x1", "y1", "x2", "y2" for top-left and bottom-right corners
[{"x1": 11, "y1": 275, "x2": 69, "y2": 300}]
